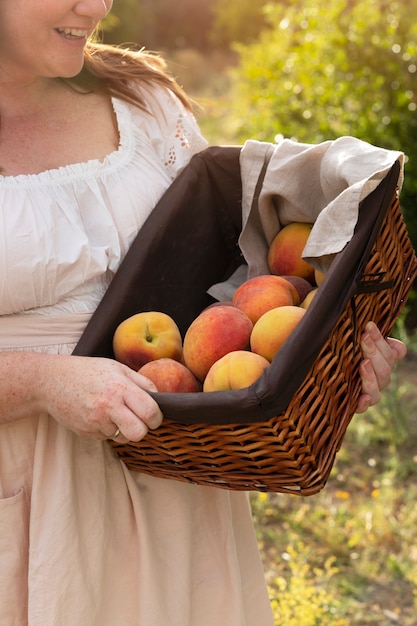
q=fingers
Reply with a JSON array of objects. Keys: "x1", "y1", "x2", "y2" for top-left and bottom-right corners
[
  {"x1": 104, "y1": 422, "x2": 133, "y2": 445},
  {"x1": 356, "y1": 322, "x2": 407, "y2": 414},
  {"x1": 360, "y1": 322, "x2": 401, "y2": 389},
  {"x1": 386, "y1": 336, "x2": 408, "y2": 362},
  {"x1": 355, "y1": 394, "x2": 371, "y2": 415},
  {"x1": 125, "y1": 369, "x2": 164, "y2": 429},
  {"x1": 104, "y1": 411, "x2": 148, "y2": 443},
  {"x1": 103, "y1": 368, "x2": 163, "y2": 443},
  {"x1": 106, "y1": 401, "x2": 162, "y2": 443},
  {"x1": 355, "y1": 359, "x2": 378, "y2": 414}
]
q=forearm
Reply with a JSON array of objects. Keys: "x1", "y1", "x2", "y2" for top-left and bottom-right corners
[
  {"x1": 0, "y1": 351, "x2": 48, "y2": 424},
  {"x1": 0, "y1": 350, "x2": 162, "y2": 440}
]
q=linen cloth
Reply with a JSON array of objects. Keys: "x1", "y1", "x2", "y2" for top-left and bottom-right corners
[
  {"x1": 0, "y1": 86, "x2": 273, "y2": 626},
  {"x1": 239, "y1": 137, "x2": 404, "y2": 276}
]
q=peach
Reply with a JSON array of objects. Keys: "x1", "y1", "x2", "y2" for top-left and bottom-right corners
[
  {"x1": 113, "y1": 311, "x2": 183, "y2": 370},
  {"x1": 232, "y1": 274, "x2": 297, "y2": 323},
  {"x1": 279, "y1": 275, "x2": 313, "y2": 305},
  {"x1": 267, "y1": 222, "x2": 316, "y2": 284},
  {"x1": 300, "y1": 288, "x2": 318, "y2": 309},
  {"x1": 138, "y1": 358, "x2": 201, "y2": 393},
  {"x1": 182, "y1": 305, "x2": 253, "y2": 381},
  {"x1": 250, "y1": 305, "x2": 306, "y2": 362},
  {"x1": 314, "y1": 268, "x2": 326, "y2": 286},
  {"x1": 202, "y1": 300, "x2": 235, "y2": 311},
  {"x1": 203, "y1": 350, "x2": 270, "y2": 392}
]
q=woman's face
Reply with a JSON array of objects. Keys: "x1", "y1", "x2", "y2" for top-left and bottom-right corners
[{"x1": 0, "y1": 0, "x2": 113, "y2": 84}]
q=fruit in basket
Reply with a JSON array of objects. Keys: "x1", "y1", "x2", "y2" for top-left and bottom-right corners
[
  {"x1": 203, "y1": 350, "x2": 270, "y2": 392},
  {"x1": 183, "y1": 305, "x2": 253, "y2": 381},
  {"x1": 314, "y1": 268, "x2": 326, "y2": 286},
  {"x1": 250, "y1": 305, "x2": 306, "y2": 361},
  {"x1": 113, "y1": 311, "x2": 183, "y2": 370},
  {"x1": 138, "y1": 358, "x2": 201, "y2": 393},
  {"x1": 232, "y1": 274, "x2": 297, "y2": 323},
  {"x1": 279, "y1": 275, "x2": 313, "y2": 305},
  {"x1": 300, "y1": 288, "x2": 318, "y2": 309},
  {"x1": 267, "y1": 222, "x2": 315, "y2": 283}
]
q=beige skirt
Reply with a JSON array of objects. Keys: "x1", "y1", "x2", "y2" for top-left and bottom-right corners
[{"x1": 0, "y1": 314, "x2": 273, "y2": 626}]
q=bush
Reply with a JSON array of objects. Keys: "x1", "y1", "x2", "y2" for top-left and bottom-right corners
[{"x1": 226, "y1": 0, "x2": 417, "y2": 273}]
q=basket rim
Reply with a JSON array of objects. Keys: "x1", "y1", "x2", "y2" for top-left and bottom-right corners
[
  {"x1": 146, "y1": 159, "x2": 404, "y2": 424},
  {"x1": 73, "y1": 151, "x2": 413, "y2": 428}
]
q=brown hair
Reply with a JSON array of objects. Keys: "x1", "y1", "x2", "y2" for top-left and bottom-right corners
[{"x1": 70, "y1": 41, "x2": 192, "y2": 111}]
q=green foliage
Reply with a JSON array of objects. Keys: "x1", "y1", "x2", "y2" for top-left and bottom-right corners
[
  {"x1": 268, "y1": 542, "x2": 343, "y2": 625},
  {"x1": 227, "y1": 0, "x2": 417, "y2": 255},
  {"x1": 251, "y1": 350, "x2": 417, "y2": 624},
  {"x1": 210, "y1": 0, "x2": 270, "y2": 49},
  {"x1": 101, "y1": 0, "x2": 144, "y2": 45},
  {"x1": 103, "y1": 0, "x2": 214, "y2": 51},
  {"x1": 105, "y1": 0, "x2": 270, "y2": 52}
]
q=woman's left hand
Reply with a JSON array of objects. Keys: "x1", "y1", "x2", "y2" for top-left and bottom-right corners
[{"x1": 356, "y1": 321, "x2": 407, "y2": 414}]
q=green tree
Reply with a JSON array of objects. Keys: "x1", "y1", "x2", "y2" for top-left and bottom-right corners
[
  {"x1": 227, "y1": 0, "x2": 417, "y2": 263},
  {"x1": 210, "y1": 0, "x2": 271, "y2": 48},
  {"x1": 102, "y1": 0, "x2": 145, "y2": 45},
  {"x1": 104, "y1": 0, "x2": 214, "y2": 51}
]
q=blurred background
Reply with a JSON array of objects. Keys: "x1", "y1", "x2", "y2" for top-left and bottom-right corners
[{"x1": 104, "y1": 2, "x2": 417, "y2": 624}]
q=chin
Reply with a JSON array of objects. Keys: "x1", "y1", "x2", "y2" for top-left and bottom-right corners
[{"x1": 54, "y1": 63, "x2": 86, "y2": 81}]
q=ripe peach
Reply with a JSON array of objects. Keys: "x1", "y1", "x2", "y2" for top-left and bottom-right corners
[
  {"x1": 138, "y1": 358, "x2": 201, "y2": 393},
  {"x1": 203, "y1": 350, "x2": 270, "y2": 392},
  {"x1": 113, "y1": 311, "x2": 183, "y2": 371},
  {"x1": 267, "y1": 222, "x2": 316, "y2": 284},
  {"x1": 250, "y1": 305, "x2": 306, "y2": 362},
  {"x1": 279, "y1": 275, "x2": 313, "y2": 305},
  {"x1": 183, "y1": 305, "x2": 253, "y2": 381},
  {"x1": 232, "y1": 274, "x2": 297, "y2": 323},
  {"x1": 300, "y1": 288, "x2": 318, "y2": 309},
  {"x1": 314, "y1": 268, "x2": 326, "y2": 286}
]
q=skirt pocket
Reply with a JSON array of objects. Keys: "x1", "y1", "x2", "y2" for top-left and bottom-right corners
[{"x1": 0, "y1": 488, "x2": 29, "y2": 625}]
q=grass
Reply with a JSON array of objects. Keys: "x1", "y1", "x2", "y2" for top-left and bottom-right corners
[{"x1": 252, "y1": 331, "x2": 417, "y2": 625}]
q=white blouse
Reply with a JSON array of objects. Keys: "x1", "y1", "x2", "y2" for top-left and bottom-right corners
[
  {"x1": 0, "y1": 84, "x2": 275, "y2": 626},
  {"x1": 0, "y1": 86, "x2": 207, "y2": 318}
]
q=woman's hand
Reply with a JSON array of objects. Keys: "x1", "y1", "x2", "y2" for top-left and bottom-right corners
[
  {"x1": 37, "y1": 354, "x2": 163, "y2": 443},
  {"x1": 356, "y1": 321, "x2": 407, "y2": 414}
]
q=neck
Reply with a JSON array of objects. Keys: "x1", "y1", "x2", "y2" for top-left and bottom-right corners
[{"x1": 0, "y1": 77, "x2": 68, "y2": 118}]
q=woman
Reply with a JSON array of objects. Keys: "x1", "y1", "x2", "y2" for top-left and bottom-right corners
[{"x1": 0, "y1": 1, "x2": 407, "y2": 624}]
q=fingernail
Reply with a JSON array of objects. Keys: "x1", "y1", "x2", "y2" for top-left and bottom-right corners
[
  {"x1": 363, "y1": 358, "x2": 372, "y2": 373},
  {"x1": 361, "y1": 333, "x2": 373, "y2": 348},
  {"x1": 149, "y1": 411, "x2": 163, "y2": 430}
]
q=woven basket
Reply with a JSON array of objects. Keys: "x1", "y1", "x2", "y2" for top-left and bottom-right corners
[{"x1": 74, "y1": 147, "x2": 417, "y2": 494}]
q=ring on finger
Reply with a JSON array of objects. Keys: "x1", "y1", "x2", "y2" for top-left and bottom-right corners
[{"x1": 112, "y1": 427, "x2": 120, "y2": 439}]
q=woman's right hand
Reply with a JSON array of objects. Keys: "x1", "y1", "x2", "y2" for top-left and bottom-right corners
[{"x1": 35, "y1": 354, "x2": 163, "y2": 443}]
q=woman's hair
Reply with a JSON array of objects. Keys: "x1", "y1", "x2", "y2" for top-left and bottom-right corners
[{"x1": 71, "y1": 41, "x2": 192, "y2": 111}]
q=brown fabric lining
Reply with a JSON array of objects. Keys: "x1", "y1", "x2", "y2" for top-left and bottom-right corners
[{"x1": 74, "y1": 147, "x2": 402, "y2": 425}]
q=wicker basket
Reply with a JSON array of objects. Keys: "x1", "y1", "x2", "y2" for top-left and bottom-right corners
[{"x1": 74, "y1": 147, "x2": 417, "y2": 494}]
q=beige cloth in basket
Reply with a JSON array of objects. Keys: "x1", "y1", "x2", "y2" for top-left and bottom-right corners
[
  {"x1": 209, "y1": 136, "x2": 404, "y2": 301},
  {"x1": 240, "y1": 136, "x2": 404, "y2": 274}
]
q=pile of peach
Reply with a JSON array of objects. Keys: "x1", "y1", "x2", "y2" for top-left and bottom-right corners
[{"x1": 112, "y1": 222, "x2": 325, "y2": 393}]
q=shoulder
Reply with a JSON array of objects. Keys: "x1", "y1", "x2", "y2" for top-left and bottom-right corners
[
  {"x1": 117, "y1": 82, "x2": 208, "y2": 178},
  {"x1": 129, "y1": 82, "x2": 207, "y2": 150},
  {"x1": 129, "y1": 81, "x2": 193, "y2": 123}
]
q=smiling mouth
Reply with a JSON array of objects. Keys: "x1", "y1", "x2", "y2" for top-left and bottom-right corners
[{"x1": 56, "y1": 28, "x2": 89, "y2": 40}]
